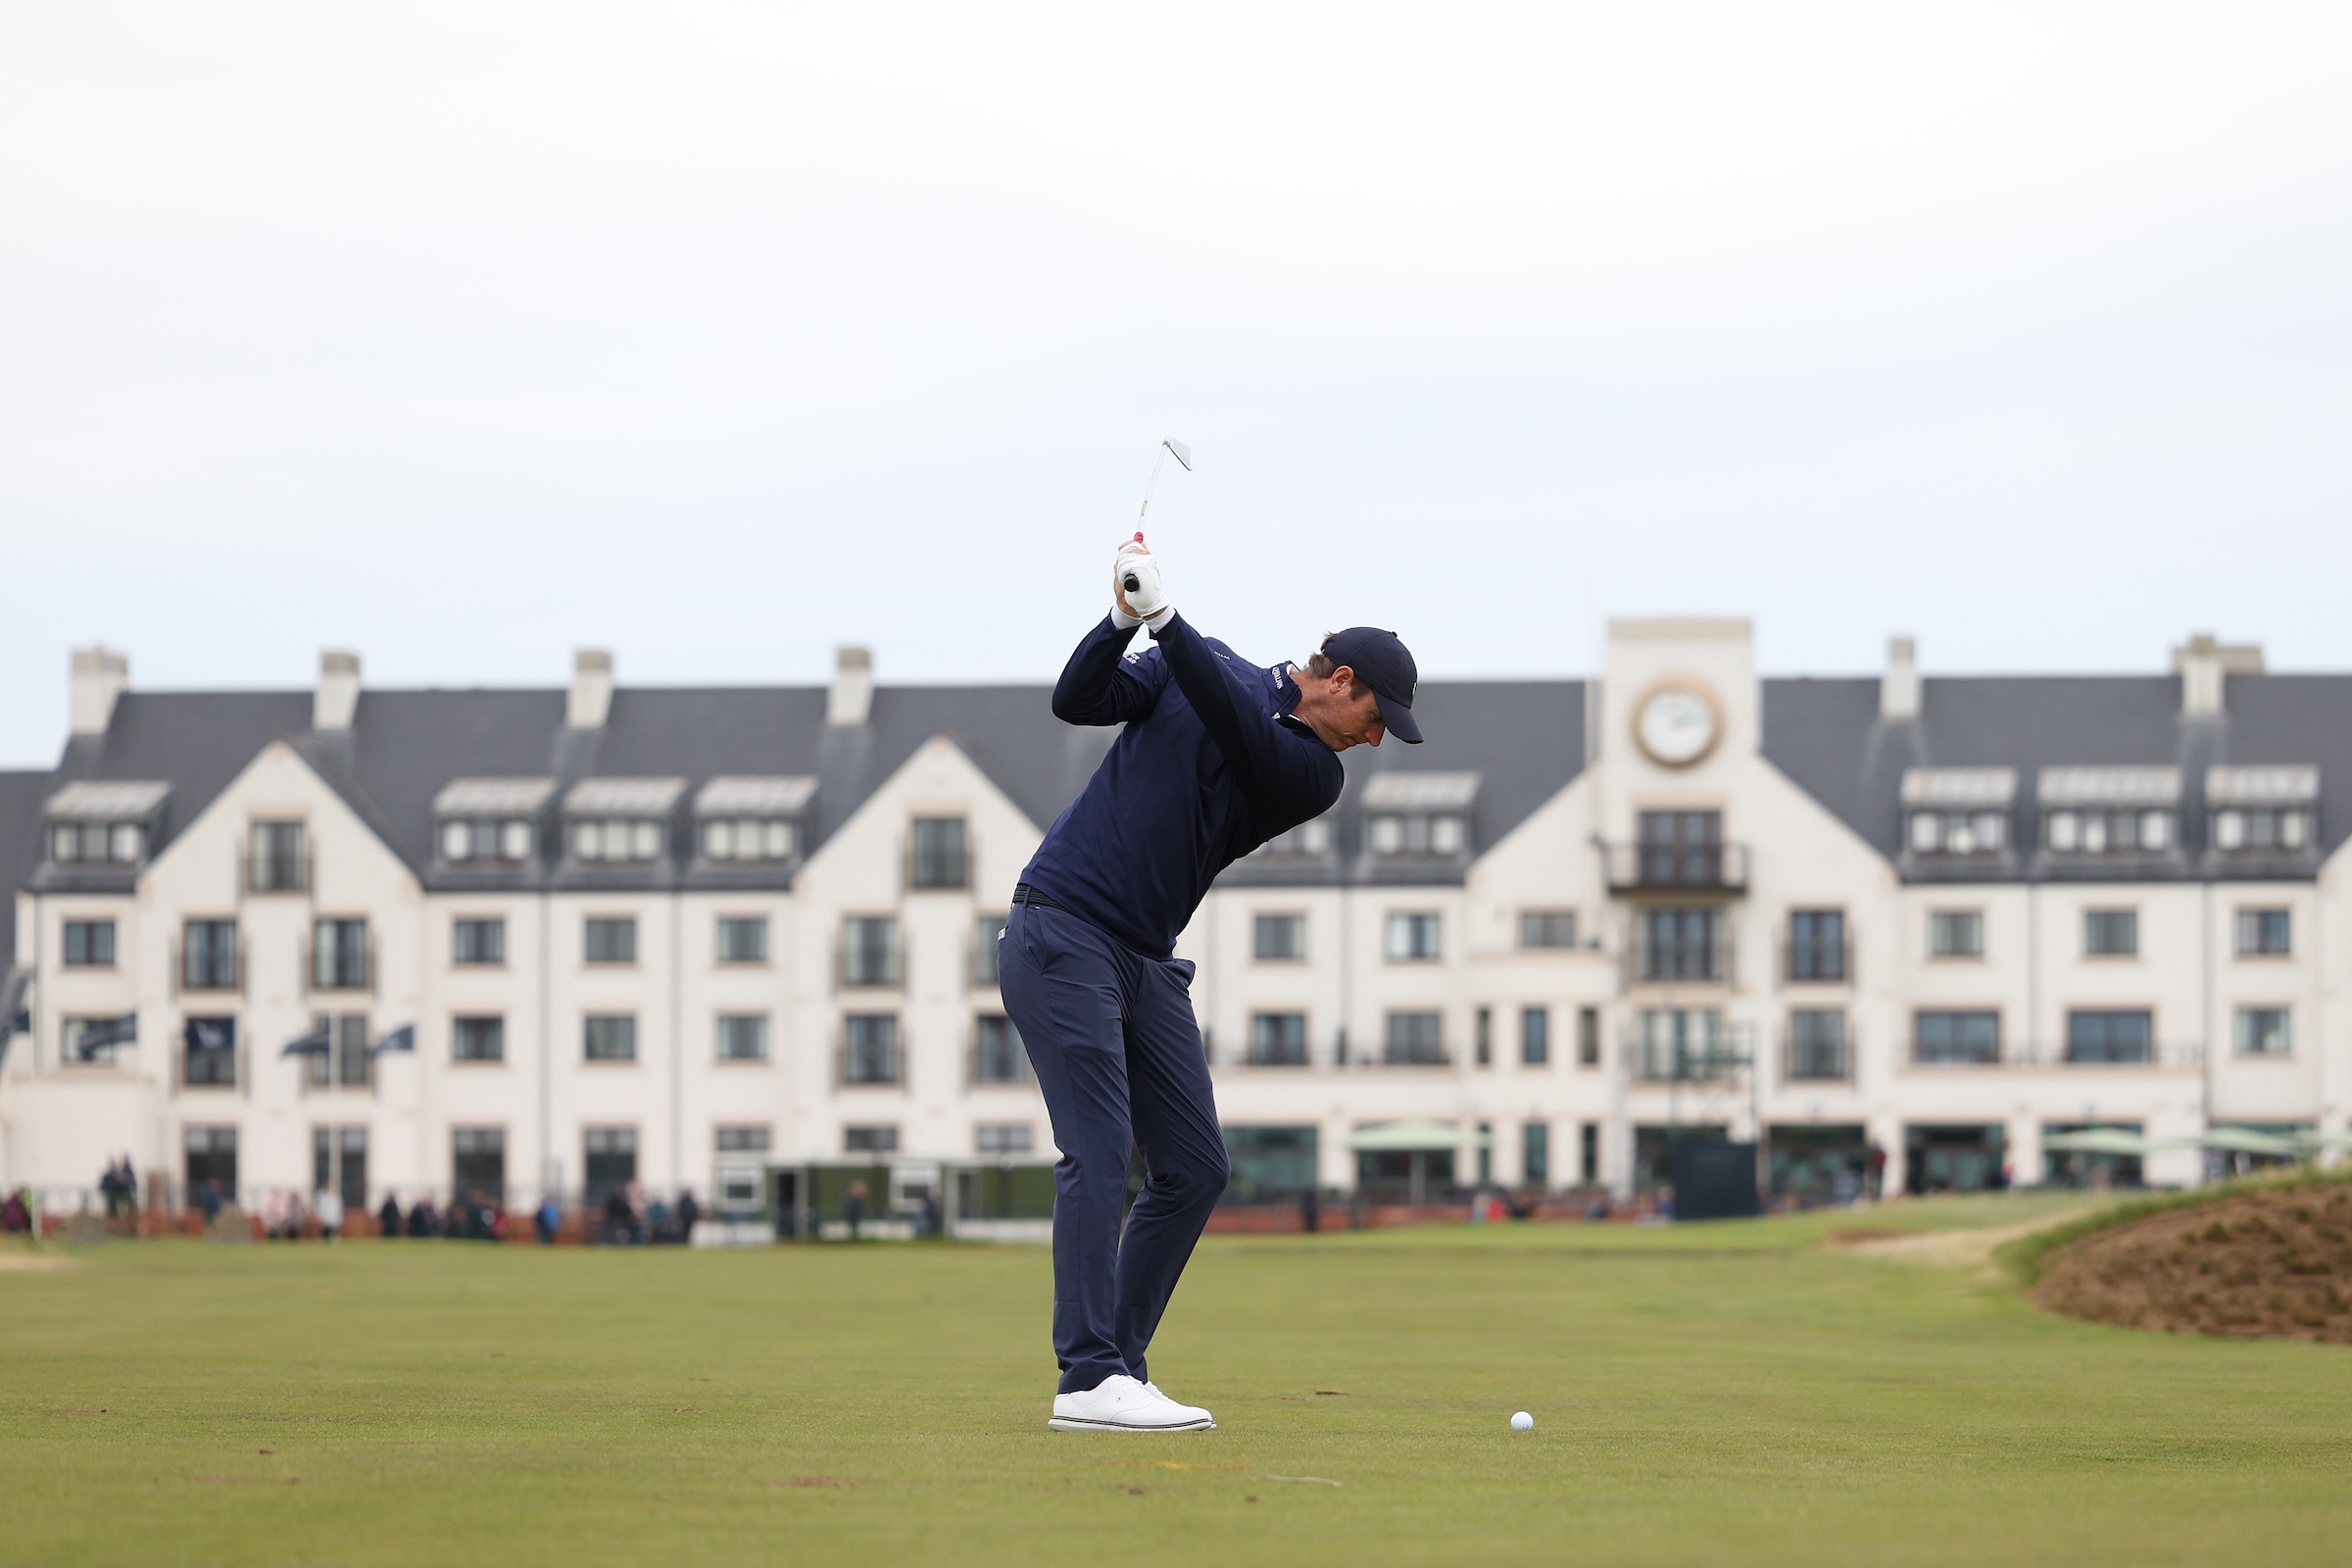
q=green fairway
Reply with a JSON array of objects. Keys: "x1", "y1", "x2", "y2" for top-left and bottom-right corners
[{"x1": 7, "y1": 1196, "x2": 2352, "y2": 1567}]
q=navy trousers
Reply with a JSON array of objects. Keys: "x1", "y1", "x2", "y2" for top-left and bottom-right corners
[{"x1": 998, "y1": 902, "x2": 1230, "y2": 1394}]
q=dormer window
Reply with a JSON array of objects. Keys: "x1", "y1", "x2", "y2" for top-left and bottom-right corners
[
  {"x1": 433, "y1": 779, "x2": 556, "y2": 866},
  {"x1": 1253, "y1": 817, "x2": 1334, "y2": 857},
  {"x1": 1360, "y1": 772, "x2": 1481, "y2": 858},
  {"x1": 1900, "y1": 769, "x2": 2015, "y2": 858},
  {"x1": 694, "y1": 776, "x2": 816, "y2": 865},
  {"x1": 2037, "y1": 768, "x2": 2180, "y2": 858},
  {"x1": 43, "y1": 780, "x2": 168, "y2": 867},
  {"x1": 564, "y1": 778, "x2": 686, "y2": 864},
  {"x1": 2207, "y1": 767, "x2": 2319, "y2": 857}
]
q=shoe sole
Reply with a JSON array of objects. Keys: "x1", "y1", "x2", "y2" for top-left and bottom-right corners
[{"x1": 1047, "y1": 1417, "x2": 1217, "y2": 1433}]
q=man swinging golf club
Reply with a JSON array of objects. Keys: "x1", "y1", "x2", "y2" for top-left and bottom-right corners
[{"x1": 999, "y1": 531, "x2": 1422, "y2": 1433}]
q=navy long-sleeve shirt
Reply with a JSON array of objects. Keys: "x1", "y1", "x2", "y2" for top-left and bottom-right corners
[{"x1": 1019, "y1": 611, "x2": 1345, "y2": 958}]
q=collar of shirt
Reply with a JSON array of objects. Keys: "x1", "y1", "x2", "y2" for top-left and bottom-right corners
[{"x1": 1271, "y1": 662, "x2": 1312, "y2": 732}]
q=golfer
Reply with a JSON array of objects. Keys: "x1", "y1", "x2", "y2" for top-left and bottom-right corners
[{"x1": 1000, "y1": 533, "x2": 1421, "y2": 1432}]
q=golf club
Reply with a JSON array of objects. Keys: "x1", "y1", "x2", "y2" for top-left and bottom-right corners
[{"x1": 1126, "y1": 437, "x2": 1193, "y2": 591}]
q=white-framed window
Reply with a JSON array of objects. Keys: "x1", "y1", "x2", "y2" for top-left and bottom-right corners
[
  {"x1": 2213, "y1": 808, "x2": 2311, "y2": 854},
  {"x1": 2045, "y1": 808, "x2": 2173, "y2": 855},
  {"x1": 584, "y1": 1013, "x2": 638, "y2": 1062},
  {"x1": 573, "y1": 819, "x2": 663, "y2": 862},
  {"x1": 840, "y1": 916, "x2": 903, "y2": 988},
  {"x1": 976, "y1": 1123, "x2": 1033, "y2": 1155},
  {"x1": 1369, "y1": 813, "x2": 1468, "y2": 857},
  {"x1": 2234, "y1": 908, "x2": 2291, "y2": 956},
  {"x1": 715, "y1": 916, "x2": 769, "y2": 964},
  {"x1": 584, "y1": 917, "x2": 637, "y2": 965},
  {"x1": 1928, "y1": 909, "x2": 1984, "y2": 959},
  {"x1": 2233, "y1": 1006, "x2": 2291, "y2": 1056},
  {"x1": 715, "y1": 1013, "x2": 769, "y2": 1062},
  {"x1": 1384, "y1": 911, "x2": 1443, "y2": 962},
  {"x1": 62, "y1": 919, "x2": 116, "y2": 967},
  {"x1": 453, "y1": 917, "x2": 506, "y2": 965},
  {"x1": 1907, "y1": 810, "x2": 2008, "y2": 856},
  {"x1": 1252, "y1": 913, "x2": 1306, "y2": 961},
  {"x1": 1519, "y1": 909, "x2": 1577, "y2": 950},
  {"x1": 440, "y1": 818, "x2": 534, "y2": 862},
  {"x1": 704, "y1": 817, "x2": 797, "y2": 861},
  {"x1": 2082, "y1": 908, "x2": 2138, "y2": 957},
  {"x1": 49, "y1": 821, "x2": 146, "y2": 865}
]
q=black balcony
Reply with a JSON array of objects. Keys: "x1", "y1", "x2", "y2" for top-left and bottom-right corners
[{"x1": 1604, "y1": 842, "x2": 1749, "y2": 893}]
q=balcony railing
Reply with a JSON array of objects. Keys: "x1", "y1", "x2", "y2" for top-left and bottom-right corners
[
  {"x1": 1604, "y1": 842, "x2": 1749, "y2": 893},
  {"x1": 1784, "y1": 941, "x2": 1854, "y2": 986},
  {"x1": 1625, "y1": 931, "x2": 1735, "y2": 986},
  {"x1": 1782, "y1": 1031, "x2": 1854, "y2": 1084},
  {"x1": 1632, "y1": 1039, "x2": 1741, "y2": 1082},
  {"x1": 836, "y1": 1040, "x2": 905, "y2": 1089},
  {"x1": 1903, "y1": 1040, "x2": 2206, "y2": 1072}
]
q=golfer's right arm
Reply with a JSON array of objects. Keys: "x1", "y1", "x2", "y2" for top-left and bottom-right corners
[{"x1": 1051, "y1": 615, "x2": 1168, "y2": 725}]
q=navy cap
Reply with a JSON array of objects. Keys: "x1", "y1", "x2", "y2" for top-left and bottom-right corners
[{"x1": 1321, "y1": 627, "x2": 1422, "y2": 744}]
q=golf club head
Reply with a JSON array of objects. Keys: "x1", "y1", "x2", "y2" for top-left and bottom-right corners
[{"x1": 1163, "y1": 438, "x2": 1193, "y2": 470}]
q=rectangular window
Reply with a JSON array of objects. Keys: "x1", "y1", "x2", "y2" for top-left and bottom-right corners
[
  {"x1": 452, "y1": 1127, "x2": 507, "y2": 1204},
  {"x1": 1252, "y1": 913, "x2": 1306, "y2": 961},
  {"x1": 2082, "y1": 908, "x2": 2138, "y2": 957},
  {"x1": 584, "y1": 917, "x2": 637, "y2": 965},
  {"x1": 312, "y1": 918, "x2": 368, "y2": 990},
  {"x1": 454, "y1": 1015, "x2": 505, "y2": 1063},
  {"x1": 584, "y1": 1013, "x2": 638, "y2": 1062},
  {"x1": 2066, "y1": 1009, "x2": 2153, "y2": 1065},
  {"x1": 1522, "y1": 1121, "x2": 1550, "y2": 1188},
  {"x1": 181, "y1": 1017, "x2": 236, "y2": 1087},
  {"x1": 183, "y1": 1125, "x2": 238, "y2": 1203},
  {"x1": 1636, "y1": 810, "x2": 1725, "y2": 886},
  {"x1": 582, "y1": 1126, "x2": 635, "y2": 1205},
  {"x1": 714, "y1": 1013, "x2": 769, "y2": 1062},
  {"x1": 1579, "y1": 1121, "x2": 1599, "y2": 1185},
  {"x1": 62, "y1": 919, "x2": 116, "y2": 967},
  {"x1": 1519, "y1": 909, "x2": 1577, "y2": 950},
  {"x1": 714, "y1": 915, "x2": 769, "y2": 964},
  {"x1": 1520, "y1": 1006, "x2": 1549, "y2": 1066},
  {"x1": 975, "y1": 1123, "x2": 1033, "y2": 1155},
  {"x1": 1249, "y1": 1011, "x2": 1308, "y2": 1067},
  {"x1": 1475, "y1": 1005, "x2": 1492, "y2": 1066},
  {"x1": 714, "y1": 1125, "x2": 771, "y2": 1153},
  {"x1": 1788, "y1": 909, "x2": 1846, "y2": 981},
  {"x1": 972, "y1": 914, "x2": 1008, "y2": 986},
  {"x1": 305, "y1": 1013, "x2": 370, "y2": 1090},
  {"x1": 51, "y1": 820, "x2": 146, "y2": 865},
  {"x1": 573, "y1": 819, "x2": 664, "y2": 862},
  {"x1": 1383, "y1": 911, "x2": 1443, "y2": 962},
  {"x1": 247, "y1": 820, "x2": 307, "y2": 893},
  {"x1": 2234, "y1": 908, "x2": 2291, "y2": 956},
  {"x1": 1637, "y1": 907, "x2": 1723, "y2": 981},
  {"x1": 440, "y1": 817, "x2": 535, "y2": 863},
  {"x1": 1787, "y1": 1009, "x2": 1848, "y2": 1080},
  {"x1": 842, "y1": 1013, "x2": 902, "y2": 1084},
  {"x1": 314, "y1": 1124, "x2": 368, "y2": 1211},
  {"x1": 1383, "y1": 1010, "x2": 1446, "y2": 1066},
  {"x1": 844, "y1": 1125, "x2": 899, "y2": 1154},
  {"x1": 62, "y1": 1015, "x2": 132, "y2": 1067},
  {"x1": 841, "y1": 915, "x2": 903, "y2": 987},
  {"x1": 452, "y1": 917, "x2": 506, "y2": 965},
  {"x1": 1914, "y1": 1010, "x2": 1999, "y2": 1065},
  {"x1": 2213, "y1": 808, "x2": 2312, "y2": 854},
  {"x1": 1909, "y1": 810, "x2": 2008, "y2": 856},
  {"x1": 2234, "y1": 1006, "x2": 2291, "y2": 1056},
  {"x1": 703, "y1": 817, "x2": 796, "y2": 861},
  {"x1": 2047, "y1": 808, "x2": 2174, "y2": 856},
  {"x1": 908, "y1": 816, "x2": 969, "y2": 889},
  {"x1": 181, "y1": 919, "x2": 238, "y2": 990},
  {"x1": 1928, "y1": 909, "x2": 1984, "y2": 959},
  {"x1": 1635, "y1": 1008, "x2": 1727, "y2": 1080},
  {"x1": 973, "y1": 1014, "x2": 1027, "y2": 1083}
]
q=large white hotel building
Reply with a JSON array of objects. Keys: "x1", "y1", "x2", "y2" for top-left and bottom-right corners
[{"x1": 3, "y1": 619, "x2": 2344, "y2": 1226}]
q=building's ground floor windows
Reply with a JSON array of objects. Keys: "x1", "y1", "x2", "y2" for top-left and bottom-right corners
[
  {"x1": 1521, "y1": 1121, "x2": 1549, "y2": 1187},
  {"x1": 312, "y1": 1125, "x2": 368, "y2": 1212},
  {"x1": 2043, "y1": 1122, "x2": 2144, "y2": 1190},
  {"x1": 183, "y1": 1125, "x2": 238, "y2": 1207},
  {"x1": 1905, "y1": 1124, "x2": 2005, "y2": 1196},
  {"x1": 713, "y1": 1126, "x2": 770, "y2": 1215},
  {"x1": 1225, "y1": 1125, "x2": 1318, "y2": 1200},
  {"x1": 1767, "y1": 1124, "x2": 1868, "y2": 1204},
  {"x1": 1579, "y1": 1121, "x2": 1599, "y2": 1185},
  {"x1": 453, "y1": 1127, "x2": 507, "y2": 1205},
  {"x1": 1355, "y1": 1148, "x2": 1453, "y2": 1202},
  {"x1": 844, "y1": 1125, "x2": 899, "y2": 1155},
  {"x1": 583, "y1": 1127, "x2": 636, "y2": 1207}
]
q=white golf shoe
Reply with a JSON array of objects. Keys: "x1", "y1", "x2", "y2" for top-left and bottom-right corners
[{"x1": 1049, "y1": 1373, "x2": 1216, "y2": 1433}]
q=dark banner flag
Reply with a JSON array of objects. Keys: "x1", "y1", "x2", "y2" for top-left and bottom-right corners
[
  {"x1": 368, "y1": 1022, "x2": 416, "y2": 1057},
  {"x1": 281, "y1": 1020, "x2": 332, "y2": 1058},
  {"x1": 74, "y1": 1013, "x2": 138, "y2": 1061},
  {"x1": 184, "y1": 1017, "x2": 235, "y2": 1054}
]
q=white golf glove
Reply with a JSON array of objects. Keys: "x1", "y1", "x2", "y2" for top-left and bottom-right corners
[{"x1": 1111, "y1": 532, "x2": 1173, "y2": 630}]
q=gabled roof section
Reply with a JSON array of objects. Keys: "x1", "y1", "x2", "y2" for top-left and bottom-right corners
[{"x1": 0, "y1": 769, "x2": 56, "y2": 968}]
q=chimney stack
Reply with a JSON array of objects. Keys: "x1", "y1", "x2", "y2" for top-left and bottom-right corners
[
  {"x1": 2173, "y1": 633, "x2": 2263, "y2": 718},
  {"x1": 1880, "y1": 636, "x2": 1920, "y2": 720},
  {"x1": 827, "y1": 646, "x2": 873, "y2": 726},
  {"x1": 70, "y1": 647, "x2": 128, "y2": 736},
  {"x1": 314, "y1": 650, "x2": 362, "y2": 731},
  {"x1": 567, "y1": 648, "x2": 613, "y2": 729}
]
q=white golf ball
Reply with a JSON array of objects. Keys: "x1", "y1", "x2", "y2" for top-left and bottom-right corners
[{"x1": 1510, "y1": 1411, "x2": 1534, "y2": 1431}]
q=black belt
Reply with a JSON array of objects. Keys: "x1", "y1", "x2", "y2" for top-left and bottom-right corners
[{"x1": 1010, "y1": 883, "x2": 1063, "y2": 912}]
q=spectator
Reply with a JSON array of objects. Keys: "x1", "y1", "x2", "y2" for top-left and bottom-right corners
[
  {"x1": 648, "y1": 1195, "x2": 672, "y2": 1244},
  {"x1": 99, "y1": 1158, "x2": 125, "y2": 1218},
  {"x1": 602, "y1": 1185, "x2": 632, "y2": 1246},
  {"x1": 198, "y1": 1178, "x2": 224, "y2": 1223},
  {"x1": 407, "y1": 1198, "x2": 437, "y2": 1238},
  {"x1": 1865, "y1": 1142, "x2": 1886, "y2": 1201},
  {"x1": 378, "y1": 1194, "x2": 403, "y2": 1239},
  {"x1": 1, "y1": 1187, "x2": 29, "y2": 1234},
  {"x1": 844, "y1": 1180, "x2": 867, "y2": 1240},
  {"x1": 1299, "y1": 1187, "x2": 1320, "y2": 1234},
  {"x1": 534, "y1": 1195, "x2": 560, "y2": 1246},
  {"x1": 675, "y1": 1188, "x2": 700, "y2": 1245},
  {"x1": 121, "y1": 1157, "x2": 138, "y2": 1211},
  {"x1": 316, "y1": 1185, "x2": 344, "y2": 1243}
]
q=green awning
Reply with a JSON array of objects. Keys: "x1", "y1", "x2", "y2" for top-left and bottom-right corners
[
  {"x1": 2197, "y1": 1128, "x2": 2304, "y2": 1157},
  {"x1": 1345, "y1": 1119, "x2": 1493, "y2": 1152},
  {"x1": 2041, "y1": 1129, "x2": 2158, "y2": 1156}
]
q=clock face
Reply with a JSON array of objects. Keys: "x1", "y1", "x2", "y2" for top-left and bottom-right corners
[{"x1": 1636, "y1": 684, "x2": 1719, "y2": 767}]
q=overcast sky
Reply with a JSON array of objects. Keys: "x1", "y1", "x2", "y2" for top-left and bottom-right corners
[{"x1": 3, "y1": 4, "x2": 2347, "y2": 765}]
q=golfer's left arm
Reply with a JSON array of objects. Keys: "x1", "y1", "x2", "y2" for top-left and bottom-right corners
[{"x1": 1151, "y1": 612, "x2": 1337, "y2": 818}]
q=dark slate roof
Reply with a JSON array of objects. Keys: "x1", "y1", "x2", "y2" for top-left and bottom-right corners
[
  {"x1": 0, "y1": 769, "x2": 55, "y2": 969},
  {"x1": 1762, "y1": 673, "x2": 2352, "y2": 881}
]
